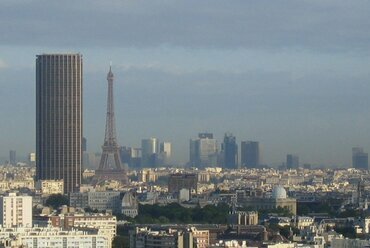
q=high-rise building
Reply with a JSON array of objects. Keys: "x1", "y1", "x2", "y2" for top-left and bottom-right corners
[
  {"x1": 159, "y1": 141, "x2": 172, "y2": 165},
  {"x1": 130, "y1": 148, "x2": 142, "y2": 168},
  {"x1": 82, "y1": 137, "x2": 88, "y2": 171},
  {"x1": 189, "y1": 133, "x2": 218, "y2": 168},
  {"x1": 198, "y1": 132, "x2": 213, "y2": 139},
  {"x1": 189, "y1": 139, "x2": 199, "y2": 167},
  {"x1": 352, "y1": 147, "x2": 368, "y2": 170},
  {"x1": 0, "y1": 192, "x2": 32, "y2": 228},
  {"x1": 222, "y1": 133, "x2": 238, "y2": 169},
  {"x1": 160, "y1": 142, "x2": 172, "y2": 158},
  {"x1": 28, "y1": 152, "x2": 36, "y2": 166},
  {"x1": 240, "y1": 141, "x2": 261, "y2": 168},
  {"x1": 142, "y1": 138, "x2": 159, "y2": 156},
  {"x1": 119, "y1": 146, "x2": 132, "y2": 165},
  {"x1": 36, "y1": 54, "x2": 83, "y2": 193},
  {"x1": 9, "y1": 150, "x2": 16, "y2": 165},
  {"x1": 141, "y1": 138, "x2": 159, "y2": 167},
  {"x1": 82, "y1": 137, "x2": 87, "y2": 152},
  {"x1": 286, "y1": 154, "x2": 299, "y2": 169}
]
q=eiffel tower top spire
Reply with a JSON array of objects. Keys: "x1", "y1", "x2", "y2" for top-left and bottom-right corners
[
  {"x1": 107, "y1": 65, "x2": 114, "y2": 80},
  {"x1": 104, "y1": 65, "x2": 118, "y2": 147}
]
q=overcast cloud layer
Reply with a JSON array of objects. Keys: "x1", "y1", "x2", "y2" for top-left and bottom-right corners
[{"x1": 1, "y1": 0, "x2": 370, "y2": 166}]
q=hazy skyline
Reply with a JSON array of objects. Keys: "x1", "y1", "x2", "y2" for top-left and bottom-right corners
[{"x1": 1, "y1": 0, "x2": 370, "y2": 166}]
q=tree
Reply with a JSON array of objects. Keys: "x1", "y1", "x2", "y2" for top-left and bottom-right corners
[
  {"x1": 112, "y1": 236, "x2": 128, "y2": 248},
  {"x1": 134, "y1": 203, "x2": 230, "y2": 224},
  {"x1": 45, "y1": 194, "x2": 69, "y2": 209}
]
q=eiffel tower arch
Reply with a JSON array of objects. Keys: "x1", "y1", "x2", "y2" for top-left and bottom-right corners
[{"x1": 94, "y1": 66, "x2": 128, "y2": 184}]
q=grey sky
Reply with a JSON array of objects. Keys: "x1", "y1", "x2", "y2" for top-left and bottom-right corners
[{"x1": 1, "y1": 0, "x2": 370, "y2": 166}]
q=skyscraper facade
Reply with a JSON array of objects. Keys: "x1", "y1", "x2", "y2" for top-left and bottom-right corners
[
  {"x1": 189, "y1": 133, "x2": 218, "y2": 168},
  {"x1": 141, "y1": 138, "x2": 159, "y2": 167},
  {"x1": 160, "y1": 142, "x2": 172, "y2": 158},
  {"x1": 240, "y1": 141, "x2": 260, "y2": 168},
  {"x1": 222, "y1": 133, "x2": 238, "y2": 169},
  {"x1": 286, "y1": 154, "x2": 299, "y2": 169},
  {"x1": 352, "y1": 147, "x2": 368, "y2": 170},
  {"x1": 36, "y1": 54, "x2": 83, "y2": 193},
  {"x1": 159, "y1": 141, "x2": 172, "y2": 165}
]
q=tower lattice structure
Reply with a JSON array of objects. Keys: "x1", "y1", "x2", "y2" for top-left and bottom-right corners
[{"x1": 94, "y1": 66, "x2": 128, "y2": 184}]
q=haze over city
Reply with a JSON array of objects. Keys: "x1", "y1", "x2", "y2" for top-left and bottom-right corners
[{"x1": 1, "y1": 0, "x2": 370, "y2": 166}]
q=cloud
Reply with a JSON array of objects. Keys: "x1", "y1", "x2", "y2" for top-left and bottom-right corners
[{"x1": 0, "y1": 0, "x2": 370, "y2": 51}]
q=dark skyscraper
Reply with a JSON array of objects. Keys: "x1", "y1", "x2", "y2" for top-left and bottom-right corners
[
  {"x1": 352, "y1": 147, "x2": 368, "y2": 170},
  {"x1": 9, "y1": 150, "x2": 16, "y2": 165},
  {"x1": 286, "y1": 154, "x2": 299, "y2": 169},
  {"x1": 222, "y1": 133, "x2": 238, "y2": 169},
  {"x1": 240, "y1": 141, "x2": 260, "y2": 168},
  {"x1": 36, "y1": 54, "x2": 83, "y2": 194},
  {"x1": 82, "y1": 137, "x2": 87, "y2": 152}
]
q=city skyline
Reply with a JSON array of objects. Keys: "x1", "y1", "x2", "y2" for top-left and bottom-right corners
[{"x1": 1, "y1": 1, "x2": 370, "y2": 166}]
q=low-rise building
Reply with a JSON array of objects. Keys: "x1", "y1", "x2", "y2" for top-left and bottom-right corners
[
  {"x1": 331, "y1": 238, "x2": 370, "y2": 248},
  {"x1": 0, "y1": 226, "x2": 111, "y2": 248},
  {"x1": 34, "y1": 213, "x2": 116, "y2": 242},
  {"x1": 129, "y1": 226, "x2": 210, "y2": 248},
  {"x1": 294, "y1": 216, "x2": 314, "y2": 230},
  {"x1": 228, "y1": 211, "x2": 259, "y2": 226},
  {"x1": 240, "y1": 186, "x2": 297, "y2": 215},
  {"x1": 122, "y1": 192, "x2": 139, "y2": 218},
  {"x1": 70, "y1": 191, "x2": 121, "y2": 213},
  {"x1": 130, "y1": 227, "x2": 184, "y2": 248},
  {"x1": 35, "y1": 180, "x2": 64, "y2": 195}
]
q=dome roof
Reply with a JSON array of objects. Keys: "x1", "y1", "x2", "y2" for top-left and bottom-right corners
[{"x1": 272, "y1": 186, "x2": 287, "y2": 199}]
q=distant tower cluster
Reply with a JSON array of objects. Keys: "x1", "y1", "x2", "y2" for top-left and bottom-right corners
[
  {"x1": 141, "y1": 138, "x2": 172, "y2": 167},
  {"x1": 36, "y1": 54, "x2": 83, "y2": 194},
  {"x1": 94, "y1": 66, "x2": 128, "y2": 184},
  {"x1": 188, "y1": 133, "x2": 265, "y2": 169}
]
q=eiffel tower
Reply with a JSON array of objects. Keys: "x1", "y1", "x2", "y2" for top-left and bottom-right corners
[{"x1": 94, "y1": 66, "x2": 128, "y2": 184}]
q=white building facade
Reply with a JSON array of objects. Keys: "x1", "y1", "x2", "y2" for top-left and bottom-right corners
[{"x1": 0, "y1": 192, "x2": 32, "y2": 228}]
